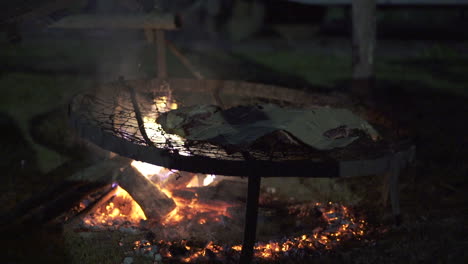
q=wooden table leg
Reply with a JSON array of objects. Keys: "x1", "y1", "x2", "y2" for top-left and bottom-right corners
[{"x1": 239, "y1": 175, "x2": 261, "y2": 264}]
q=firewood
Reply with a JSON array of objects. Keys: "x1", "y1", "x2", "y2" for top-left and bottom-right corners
[
  {"x1": 0, "y1": 181, "x2": 108, "y2": 233},
  {"x1": 226, "y1": 206, "x2": 246, "y2": 223},
  {"x1": 161, "y1": 171, "x2": 197, "y2": 190},
  {"x1": 66, "y1": 184, "x2": 119, "y2": 226},
  {"x1": 171, "y1": 189, "x2": 197, "y2": 200},
  {"x1": 194, "y1": 179, "x2": 247, "y2": 203},
  {"x1": 0, "y1": 156, "x2": 131, "y2": 230},
  {"x1": 117, "y1": 165, "x2": 176, "y2": 221}
]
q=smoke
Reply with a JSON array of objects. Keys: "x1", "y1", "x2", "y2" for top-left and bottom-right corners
[
  {"x1": 87, "y1": 0, "x2": 155, "y2": 83},
  {"x1": 94, "y1": 33, "x2": 148, "y2": 83}
]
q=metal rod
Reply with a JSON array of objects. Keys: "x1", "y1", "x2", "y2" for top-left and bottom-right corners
[
  {"x1": 389, "y1": 156, "x2": 402, "y2": 225},
  {"x1": 120, "y1": 78, "x2": 154, "y2": 147},
  {"x1": 239, "y1": 174, "x2": 261, "y2": 264},
  {"x1": 381, "y1": 170, "x2": 391, "y2": 206}
]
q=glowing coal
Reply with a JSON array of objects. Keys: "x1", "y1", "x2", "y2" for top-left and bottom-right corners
[
  {"x1": 81, "y1": 186, "x2": 146, "y2": 226},
  {"x1": 127, "y1": 202, "x2": 367, "y2": 263}
]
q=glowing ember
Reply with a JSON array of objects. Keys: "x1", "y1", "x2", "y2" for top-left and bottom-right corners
[
  {"x1": 130, "y1": 161, "x2": 165, "y2": 178},
  {"x1": 158, "y1": 186, "x2": 232, "y2": 226},
  {"x1": 129, "y1": 202, "x2": 367, "y2": 262},
  {"x1": 82, "y1": 186, "x2": 146, "y2": 226}
]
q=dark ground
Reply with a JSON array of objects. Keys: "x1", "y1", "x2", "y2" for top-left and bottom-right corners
[{"x1": 0, "y1": 18, "x2": 468, "y2": 263}]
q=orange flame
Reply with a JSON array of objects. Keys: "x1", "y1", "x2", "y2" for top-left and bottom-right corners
[{"x1": 82, "y1": 186, "x2": 146, "y2": 226}]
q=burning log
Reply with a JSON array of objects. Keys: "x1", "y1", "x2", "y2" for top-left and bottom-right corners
[
  {"x1": 171, "y1": 189, "x2": 197, "y2": 200},
  {"x1": 161, "y1": 171, "x2": 197, "y2": 190},
  {"x1": 57, "y1": 156, "x2": 176, "y2": 225},
  {"x1": 0, "y1": 156, "x2": 132, "y2": 231},
  {"x1": 0, "y1": 181, "x2": 109, "y2": 233},
  {"x1": 168, "y1": 179, "x2": 247, "y2": 206},
  {"x1": 66, "y1": 184, "x2": 119, "y2": 226},
  {"x1": 193, "y1": 179, "x2": 247, "y2": 203},
  {"x1": 62, "y1": 156, "x2": 177, "y2": 223},
  {"x1": 117, "y1": 164, "x2": 176, "y2": 221}
]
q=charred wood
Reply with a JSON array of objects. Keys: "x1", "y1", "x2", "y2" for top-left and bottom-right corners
[
  {"x1": 169, "y1": 179, "x2": 247, "y2": 204},
  {"x1": 194, "y1": 179, "x2": 247, "y2": 203},
  {"x1": 117, "y1": 165, "x2": 176, "y2": 221},
  {"x1": 161, "y1": 171, "x2": 197, "y2": 190},
  {"x1": 0, "y1": 156, "x2": 130, "y2": 231},
  {"x1": 171, "y1": 189, "x2": 197, "y2": 200},
  {"x1": 66, "y1": 184, "x2": 119, "y2": 226},
  {"x1": 0, "y1": 181, "x2": 107, "y2": 233}
]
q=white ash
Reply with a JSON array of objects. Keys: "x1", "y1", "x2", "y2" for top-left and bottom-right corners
[{"x1": 122, "y1": 256, "x2": 133, "y2": 264}]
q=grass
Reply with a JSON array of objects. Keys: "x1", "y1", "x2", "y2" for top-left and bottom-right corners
[
  {"x1": 235, "y1": 43, "x2": 468, "y2": 97},
  {"x1": 63, "y1": 228, "x2": 127, "y2": 264},
  {"x1": 0, "y1": 72, "x2": 89, "y2": 172},
  {"x1": 239, "y1": 51, "x2": 351, "y2": 88},
  {"x1": 0, "y1": 38, "x2": 100, "y2": 71},
  {"x1": 0, "y1": 37, "x2": 107, "y2": 173},
  {"x1": 0, "y1": 36, "x2": 195, "y2": 172}
]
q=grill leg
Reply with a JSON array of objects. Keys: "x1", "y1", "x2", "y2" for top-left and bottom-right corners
[
  {"x1": 239, "y1": 175, "x2": 261, "y2": 264},
  {"x1": 383, "y1": 156, "x2": 403, "y2": 226},
  {"x1": 389, "y1": 157, "x2": 402, "y2": 226}
]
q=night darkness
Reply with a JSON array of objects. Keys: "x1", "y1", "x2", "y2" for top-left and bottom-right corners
[{"x1": 1, "y1": 0, "x2": 467, "y2": 263}]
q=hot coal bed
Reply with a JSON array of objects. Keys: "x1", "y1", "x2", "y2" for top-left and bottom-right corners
[{"x1": 62, "y1": 78, "x2": 414, "y2": 264}]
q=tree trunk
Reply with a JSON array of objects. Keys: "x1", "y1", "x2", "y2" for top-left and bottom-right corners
[{"x1": 351, "y1": 0, "x2": 376, "y2": 101}]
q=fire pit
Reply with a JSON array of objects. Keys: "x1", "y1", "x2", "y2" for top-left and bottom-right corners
[{"x1": 67, "y1": 77, "x2": 415, "y2": 263}]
